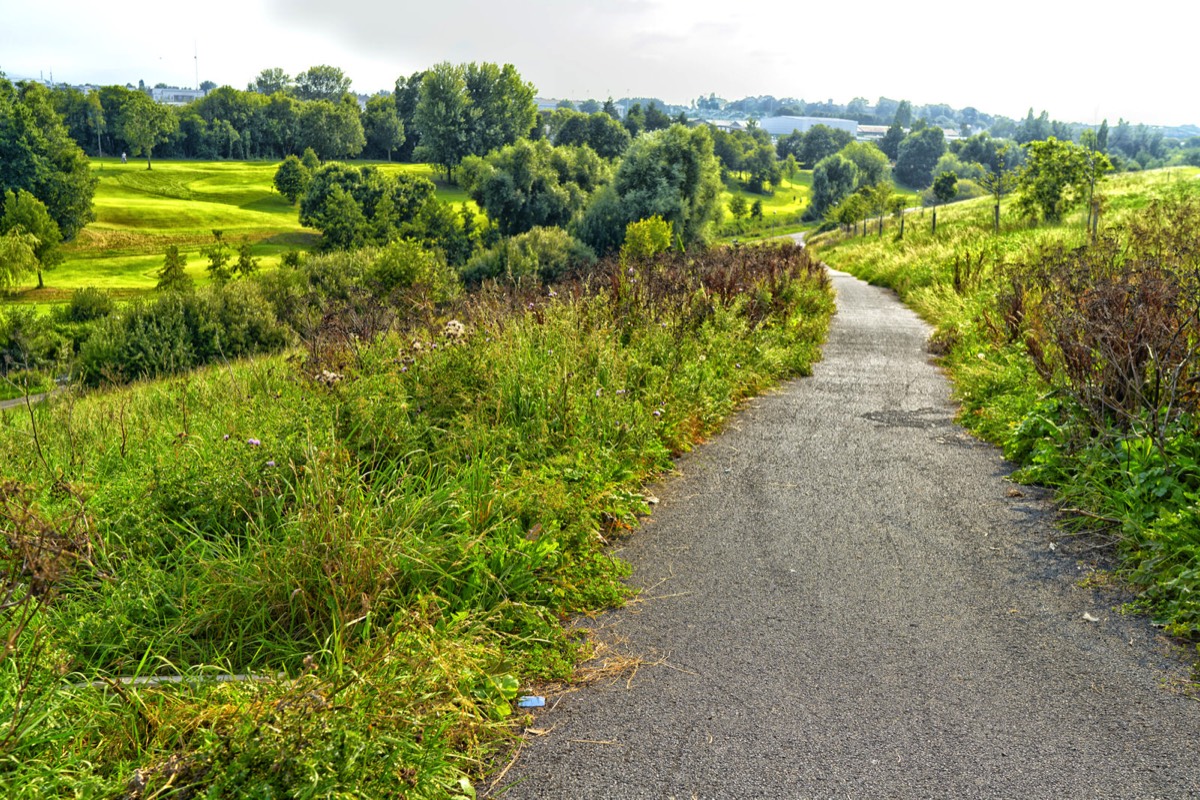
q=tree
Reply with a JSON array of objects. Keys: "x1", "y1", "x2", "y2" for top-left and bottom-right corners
[
  {"x1": 865, "y1": 182, "x2": 894, "y2": 236},
  {"x1": 294, "y1": 65, "x2": 352, "y2": 101},
  {"x1": 800, "y1": 124, "x2": 854, "y2": 168},
  {"x1": 729, "y1": 194, "x2": 748, "y2": 219},
  {"x1": 364, "y1": 94, "x2": 405, "y2": 161},
  {"x1": 0, "y1": 78, "x2": 96, "y2": 240},
  {"x1": 205, "y1": 230, "x2": 232, "y2": 284},
  {"x1": 393, "y1": 71, "x2": 426, "y2": 162},
  {"x1": 250, "y1": 68, "x2": 291, "y2": 95},
  {"x1": 809, "y1": 154, "x2": 858, "y2": 219},
  {"x1": 894, "y1": 127, "x2": 946, "y2": 189},
  {"x1": 118, "y1": 91, "x2": 178, "y2": 169},
  {"x1": 879, "y1": 122, "x2": 905, "y2": 161},
  {"x1": 893, "y1": 100, "x2": 913, "y2": 128},
  {"x1": 930, "y1": 172, "x2": 958, "y2": 234},
  {"x1": 978, "y1": 144, "x2": 1018, "y2": 233},
  {"x1": 462, "y1": 139, "x2": 608, "y2": 236},
  {"x1": 1078, "y1": 129, "x2": 1112, "y2": 237},
  {"x1": 1016, "y1": 137, "x2": 1109, "y2": 223},
  {"x1": 1, "y1": 190, "x2": 62, "y2": 288},
  {"x1": 744, "y1": 141, "x2": 780, "y2": 194},
  {"x1": 574, "y1": 124, "x2": 722, "y2": 255},
  {"x1": 156, "y1": 245, "x2": 193, "y2": 292},
  {"x1": 463, "y1": 62, "x2": 538, "y2": 157},
  {"x1": 274, "y1": 155, "x2": 310, "y2": 205},
  {"x1": 413, "y1": 62, "x2": 471, "y2": 180},
  {"x1": 750, "y1": 198, "x2": 763, "y2": 220},
  {"x1": 297, "y1": 97, "x2": 365, "y2": 160},
  {"x1": 839, "y1": 141, "x2": 890, "y2": 188},
  {"x1": 0, "y1": 227, "x2": 38, "y2": 290}
]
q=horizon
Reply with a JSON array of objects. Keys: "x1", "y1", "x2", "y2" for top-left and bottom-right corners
[{"x1": 3, "y1": 0, "x2": 1199, "y2": 130}]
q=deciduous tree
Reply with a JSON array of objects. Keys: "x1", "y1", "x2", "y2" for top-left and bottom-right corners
[
  {"x1": 1, "y1": 189, "x2": 62, "y2": 288},
  {"x1": 118, "y1": 91, "x2": 178, "y2": 169}
]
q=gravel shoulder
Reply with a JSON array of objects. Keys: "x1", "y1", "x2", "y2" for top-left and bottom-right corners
[{"x1": 496, "y1": 268, "x2": 1200, "y2": 799}]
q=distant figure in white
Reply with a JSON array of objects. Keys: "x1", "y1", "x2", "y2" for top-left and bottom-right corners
[{"x1": 121, "y1": 152, "x2": 127, "y2": 164}]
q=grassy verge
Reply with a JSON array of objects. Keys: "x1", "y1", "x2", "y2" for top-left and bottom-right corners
[
  {"x1": 812, "y1": 167, "x2": 1200, "y2": 652},
  {"x1": 0, "y1": 243, "x2": 832, "y2": 797},
  {"x1": 3, "y1": 159, "x2": 474, "y2": 305}
]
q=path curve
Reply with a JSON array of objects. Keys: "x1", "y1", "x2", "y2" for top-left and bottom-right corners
[{"x1": 497, "y1": 269, "x2": 1200, "y2": 798}]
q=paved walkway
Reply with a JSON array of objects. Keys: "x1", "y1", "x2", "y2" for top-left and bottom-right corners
[{"x1": 496, "y1": 269, "x2": 1200, "y2": 798}]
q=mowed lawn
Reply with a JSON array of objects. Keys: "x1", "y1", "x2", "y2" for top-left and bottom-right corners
[{"x1": 5, "y1": 159, "x2": 472, "y2": 304}]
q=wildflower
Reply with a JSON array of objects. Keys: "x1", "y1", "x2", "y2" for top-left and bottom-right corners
[
  {"x1": 616, "y1": 389, "x2": 626, "y2": 395},
  {"x1": 595, "y1": 388, "x2": 602, "y2": 398},
  {"x1": 548, "y1": 289, "x2": 558, "y2": 298},
  {"x1": 401, "y1": 366, "x2": 408, "y2": 373},
  {"x1": 266, "y1": 460, "x2": 276, "y2": 468},
  {"x1": 247, "y1": 438, "x2": 261, "y2": 446},
  {"x1": 223, "y1": 434, "x2": 230, "y2": 441},
  {"x1": 443, "y1": 319, "x2": 466, "y2": 341},
  {"x1": 653, "y1": 409, "x2": 662, "y2": 418}
]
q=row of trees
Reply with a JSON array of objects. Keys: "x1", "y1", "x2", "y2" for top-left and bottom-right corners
[{"x1": 0, "y1": 76, "x2": 96, "y2": 290}]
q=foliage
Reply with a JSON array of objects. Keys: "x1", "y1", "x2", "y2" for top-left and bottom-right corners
[
  {"x1": 296, "y1": 97, "x2": 366, "y2": 160},
  {"x1": 363, "y1": 93, "x2": 405, "y2": 161},
  {"x1": 462, "y1": 226, "x2": 595, "y2": 284},
  {"x1": 575, "y1": 125, "x2": 723, "y2": 255},
  {"x1": 0, "y1": 78, "x2": 96, "y2": 240},
  {"x1": 894, "y1": 126, "x2": 946, "y2": 189},
  {"x1": 1, "y1": 190, "x2": 62, "y2": 288},
  {"x1": 414, "y1": 62, "x2": 537, "y2": 180},
  {"x1": 809, "y1": 154, "x2": 859, "y2": 219},
  {"x1": 462, "y1": 139, "x2": 609, "y2": 236},
  {"x1": 294, "y1": 64, "x2": 353, "y2": 102},
  {"x1": 272, "y1": 154, "x2": 311, "y2": 205},
  {"x1": 0, "y1": 242, "x2": 832, "y2": 796},
  {"x1": 156, "y1": 245, "x2": 193, "y2": 293},
  {"x1": 551, "y1": 110, "x2": 631, "y2": 159},
  {"x1": 839, "y1": 141, "x2": 890, "y2": 188},
  {"x1": 117, "y1": 91, "x2": 179, "y2": 169},
  {"x1": 299, "y1": 163, "x2": 436, "y2": 250},
  {"x1": 621, "y1": 216, "x2": 673, "y2": 262},
  {"x1": 1016, "y1": 137, "x2": 1111, "y2": 223}
]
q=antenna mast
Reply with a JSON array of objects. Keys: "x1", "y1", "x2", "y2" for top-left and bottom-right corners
[{"x1": 194, "y1": 41, "x2": 199, "y2": 91}]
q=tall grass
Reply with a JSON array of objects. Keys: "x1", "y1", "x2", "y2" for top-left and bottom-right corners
[{"x1": 0, "y1": 242, "x2": 832, "y2": 796}]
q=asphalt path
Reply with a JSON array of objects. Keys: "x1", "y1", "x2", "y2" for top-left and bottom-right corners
[{"x1": 496, "y1": 267, "x2": 1200, "y2": 798}]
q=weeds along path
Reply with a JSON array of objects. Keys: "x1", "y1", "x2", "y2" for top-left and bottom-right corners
[{"x1": 496, "y1": 268, "x2": 1200, "y2": 798}]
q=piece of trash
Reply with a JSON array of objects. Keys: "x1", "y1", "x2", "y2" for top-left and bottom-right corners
[
  {"x1": 1049, "y1": 542, "x2": 1057, "y2": 551},
  {"x1": 1082, "y1": 612, "x2": 1100, "y2": 623},
  {"x1": 517, "y1": 696, "x2": 545, "y2": 708},
  {"x1": 644, "y1": 495, "x2": 660, "y2": 505}
]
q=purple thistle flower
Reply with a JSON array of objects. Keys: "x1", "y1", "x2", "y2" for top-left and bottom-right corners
[
  {"x1": 266, "y1": 460, "x2": 276, "y2": 468},
  {"x1": 247, "y1": 438, "x2": 261, "y2": 446},
  {"x1": 223, "y1": 434, "x2": 230, "y2": 441}
]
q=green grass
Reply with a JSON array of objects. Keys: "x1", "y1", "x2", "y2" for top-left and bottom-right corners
[
  {"x1": 4, "y1": 159, "x2": 474, "y2": 305},
  {"x1": 0, "y1": 243, "x2": 834, "y2": 797}
]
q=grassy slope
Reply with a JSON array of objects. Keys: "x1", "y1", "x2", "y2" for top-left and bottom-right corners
[{"x1": 6, "y1": 160, "x2": 474, "y2": 305}]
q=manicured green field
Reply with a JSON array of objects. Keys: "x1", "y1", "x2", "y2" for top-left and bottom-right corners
[{"x1": 5, "y1": 159, "x2": 472, "y2": 304}]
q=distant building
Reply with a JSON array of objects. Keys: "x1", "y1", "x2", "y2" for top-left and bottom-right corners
[
  {"x1": 151, "y1": 86, "x2": 208, "y2": 105},
  {"x1": 857, "y1": 125, "x2": 890, "y2": 141},
  {"x1": 756, "y1": 116, "x2": 858, "y2": 138}
]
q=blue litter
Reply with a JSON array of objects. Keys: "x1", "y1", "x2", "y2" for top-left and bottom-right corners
[{"x1": 517, "y1": 695, "x2": 546, "y2": 708}]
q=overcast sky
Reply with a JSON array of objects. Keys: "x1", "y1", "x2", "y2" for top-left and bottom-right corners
[{"x1": 2, "y1": 0, "x2": 1196, "y2": 127}]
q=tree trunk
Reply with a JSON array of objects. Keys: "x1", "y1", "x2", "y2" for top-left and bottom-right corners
[
  {"x1": 37, "y1": 269, "x2": 44, "y2": 289},
  {"x1": 932, "y1": 207, "x2": 937, "y2": 235},
  {"x1": 993, "y1": 203, "x2": 1000, "y2": 234},
  {"x1": 899, "y1": 215, "x2": 904, "y2": 240}
]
